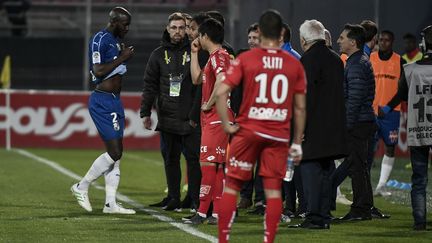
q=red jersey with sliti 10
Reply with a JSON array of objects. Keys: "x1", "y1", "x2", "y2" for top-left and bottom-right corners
[
  {"x1": 201, "y1": 48, "x2": 234, "y2": 124},
  {"x1": 223, "y1": 47, "x2": 307, "y2": 141}
]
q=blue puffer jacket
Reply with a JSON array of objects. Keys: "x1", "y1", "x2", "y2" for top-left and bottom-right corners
[{"x1": 344, "y1": 50, "x2": 375, "y2": 129}]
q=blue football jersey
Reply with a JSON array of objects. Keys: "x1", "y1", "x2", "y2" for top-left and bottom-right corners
[{"x1": 89, "y1": 29, "x2": 127, "y2": 84}]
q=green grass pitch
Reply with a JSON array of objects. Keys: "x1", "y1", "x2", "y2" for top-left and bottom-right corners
[{"x1": 0, "y1": 148, "x2": 430, "y2": 242}]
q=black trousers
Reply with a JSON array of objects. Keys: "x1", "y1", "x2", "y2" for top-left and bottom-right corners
[
  {"x1": 283, "y1": 166, "x2": 306, "y2": 213},
  {"x1": 240, "y1": 161, "x2": 264, "y2": 204},
  {"x1": 301, "y1": 159, "x2": 333, "y2": 225},
  {"x1": 160, "y1": 129, "x2": 201, "y2": 205},
  {"x1": 332, "y1": 123, "x2": 375, "y2": 217}
]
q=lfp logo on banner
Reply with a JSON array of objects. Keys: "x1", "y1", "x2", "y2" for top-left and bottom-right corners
[{"x1": 0, "y1": 90, "x2": 159, "y2": 149}]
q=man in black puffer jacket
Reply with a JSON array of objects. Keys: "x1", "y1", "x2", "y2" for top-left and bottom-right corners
[
  {"x1": 140, "y1": 12, "x2": 201, "y2": 211},
  {"x1": 333, "y1": 24, "x2": 376, "y2": 221}
]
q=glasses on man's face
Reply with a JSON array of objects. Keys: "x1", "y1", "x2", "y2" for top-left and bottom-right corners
[{"x1": 169, "y1": 25, "x2": 186, "y2": 31}]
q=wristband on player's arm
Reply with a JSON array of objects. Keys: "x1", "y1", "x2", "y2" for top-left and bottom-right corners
[{"x1": 290, "y1": 143, "x2": 302, "y2": 156}]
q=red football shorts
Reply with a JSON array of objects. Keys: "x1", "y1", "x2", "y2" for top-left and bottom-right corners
[
  {"x1": 226, "y1": 128, "x2": 289, "y2": 181},
  {"x1": 200, "y1": 122, "x2": 230, "y2": 164}
]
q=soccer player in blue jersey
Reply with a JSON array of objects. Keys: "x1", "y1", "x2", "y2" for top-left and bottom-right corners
[{"x1": 71, "y1": 7, "x2": 135, "y2": 214}]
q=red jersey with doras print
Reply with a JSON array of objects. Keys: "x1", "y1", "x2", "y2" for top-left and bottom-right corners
[
  {"x1": 223, "y1": 47, "x2": 307, "y2": 141},
  {"x1": 201, "y1": 48, "x2": 234, "y2": 125}
]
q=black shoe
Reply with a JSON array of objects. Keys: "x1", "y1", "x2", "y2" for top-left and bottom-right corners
[
  {"x1": 413, "y1": 223, "x2": 426, "y2": 231},
  {"x1": 288, "y1": 221, "x2": 330, "y2": 230},
  {"x1": 180, "y1": 195, "x2": 191, "y2": 209},
  {"x1": 183, "y1": 213, "x2": 206, "y2": 225},
  {"x1": 247, "y1": 205, "x2": 265, "y2": 215},
  {"x1": 371, "y1": 206, "x2": 390, "y2": 219},
  {"x1": 334, "y1": 212, "x2": 371, "y2": 222},
  {"x1": 295, "y1": 211, "x2": 307, "y2": 219},
  {"x1": 207, "y1": 216, "x2": 218, "y2": 225},
  {"x1": 327, "y1": 212, "x2": 336, "y2": 221},
  {"x1": 237, "y1": 198, "x2": 253, "y2": 209},
  {"x1": 162, "y1": 198, "x2": 181, "y2": 212},
  {"x1": 149, "y1": 197, "x2": 170, "y2": 207},
  {"x1": 182, "y1": 213, "x2": 196, "y2": 221},
  {"x1": 282, "y1": 208, "x2": 296, "y2": 218}
]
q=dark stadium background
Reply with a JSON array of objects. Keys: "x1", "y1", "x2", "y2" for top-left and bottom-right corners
[{"x1": 0, "y1": 0, "x2": 431, "y2": 91}]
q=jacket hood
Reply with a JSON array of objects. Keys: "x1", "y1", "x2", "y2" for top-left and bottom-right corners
[{"x1": 161, "y1": 29, "x2": 190, "y2": 49}]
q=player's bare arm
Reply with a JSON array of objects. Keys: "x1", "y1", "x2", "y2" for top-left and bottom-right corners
[
  {"x1": 291, "y1": 93, "x2": 306, "y2": 164},
  {"x1": 202, "y1": 72, "x2": 225, "y2": 112},
  {"x1": 190, "y1": 38, "x2": 202, "y2": 85},
  {"x1": 216, "y1": 82, "x2": 239, "y2": 134}
]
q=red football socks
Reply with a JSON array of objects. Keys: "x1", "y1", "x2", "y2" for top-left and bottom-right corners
[
  {"x1": 197, "y1": 165, "x2": 217, "y2": 216},
  {"x1": 263, "y1": 198, "x2": 282, "y2": 243},
  {"x1": 217, "y1": 192, "x2": 237, "y2": 243},
  {"x1": 213, "y1": 166, "x2": 225, "y2": 217}
]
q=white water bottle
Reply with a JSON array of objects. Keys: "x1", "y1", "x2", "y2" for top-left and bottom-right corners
[{"x1": 283, "y1": 156, "x2": 294, "y2": 182}]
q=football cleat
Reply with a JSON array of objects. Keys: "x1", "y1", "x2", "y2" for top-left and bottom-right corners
[
  {"x1": 374, "y1": 187, "x2": 392, "y2": 197},
  {"x1": 336, "y1": 194, "x2": 352, "y2": 205},
  {"x1": 70, "y1": 183, "x2": 92, "y2": 212},
  {"x1": 103, "y1": 202, "x2": 136, "y2": 214},
  {"x1": 183, "y1": 214, "x2": 206, "y2": 225},
  {"x1": 207, "y1": 216, "x2": 218, "y2": 225}
]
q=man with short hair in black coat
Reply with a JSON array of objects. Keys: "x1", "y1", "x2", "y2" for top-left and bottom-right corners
[
  {"x1": 140, "y1": 12, "x2": 201, "y2": 212},
  {"x1": 333, "y1": 24, "x2": 376, "y2": 221}
]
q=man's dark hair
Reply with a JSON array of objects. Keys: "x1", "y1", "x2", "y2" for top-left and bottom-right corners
[
  {"x1": 199, "y1": 18, "x2": 224, "y2": 44},
  {"x1": 182, "y1": 13, "x2": 192, "y2": 21},
  {"x1": 191, "y1": 12, "x2": 211, "y2": 26},
  {"x1": 282, "y1": 23, "x2": 291, "y2": 42},
  {"x1": 168, "y1": 12, "x2": 185, "y2": 23},
  {"x1": 360, "y1": 20, "x2": 377, "y2": 42},
  {"x1": 206, "y1": 10, "x2": 224, "y2": 27},
  {"x1": 380, "y1": 30, "x2": 394, "y2": 42},
  {"x1": 403, "y1": 33, "x2": 416, "y2": 41},
  {"x1": 344, "y1": 24, "x2": 366, "y2": 49},
  {"x1": 258, "y1": 9, "x2": 283, "y2": 40},
  {"x1": 109, "y1": 7, "x2": 131, "y2": 22},
  {"x1": 247, "y1": 23, "x2": 258, "y2": 34}
]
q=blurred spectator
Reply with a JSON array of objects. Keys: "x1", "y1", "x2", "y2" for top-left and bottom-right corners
[
  {"x1": 402, "y1": 33, "x2": 423, "y2": 63},
  {"x1": 2, "y1": 0, "x2": 31, "y2": 37}
]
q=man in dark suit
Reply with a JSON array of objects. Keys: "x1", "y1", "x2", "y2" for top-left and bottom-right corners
[{"x1": 289, "y1": 19, "x2": 348, "y2": 229}]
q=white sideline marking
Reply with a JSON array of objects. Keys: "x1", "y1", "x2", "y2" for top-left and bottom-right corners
[{"x1": 14, "y1": 149, "x2": 217, "y2": 243}]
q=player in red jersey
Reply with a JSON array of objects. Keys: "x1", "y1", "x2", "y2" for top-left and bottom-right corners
[
  {"x1": 184, "y1": 18, "x2": 234, "y2": 225},
  {"x1": 215, "y1": 10, "x2": 306, "y2": 243}
]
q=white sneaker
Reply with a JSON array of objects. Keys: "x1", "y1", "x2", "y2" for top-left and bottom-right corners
[
  {"x1": 103, "y1": 202, "x2": 136, "y2": 214},
  {"x1": 280, "y1": 214, "x2": 291, "y2": 223},
  {"x1": 336, "y1": 194, "x2": 352, "y2": 205},
  {"x1": 374, "y1": 187, "x2": 392, "y2": 197},
  {"x1": 70, "y1": 183, "x2": 92, "y2": 212}
]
